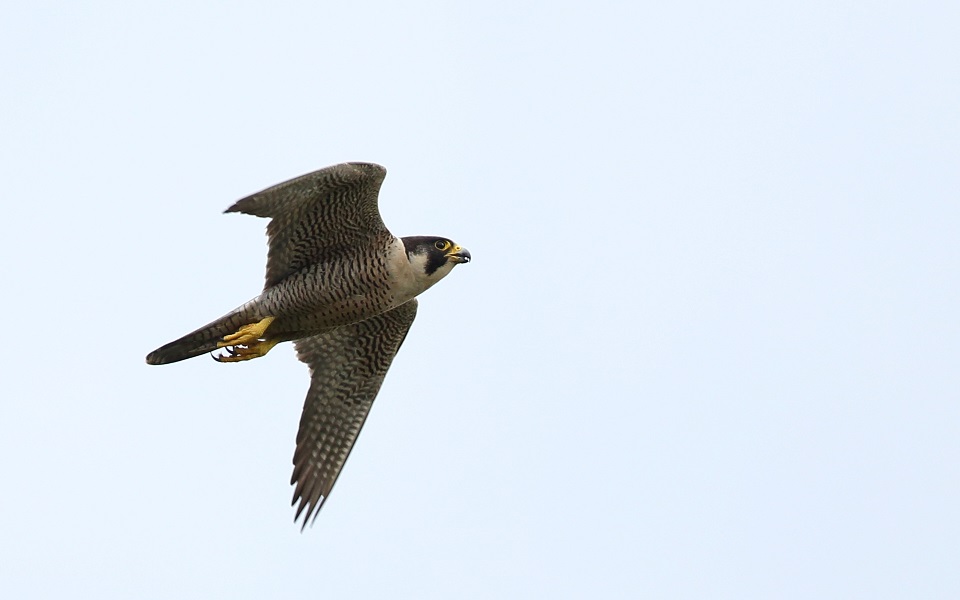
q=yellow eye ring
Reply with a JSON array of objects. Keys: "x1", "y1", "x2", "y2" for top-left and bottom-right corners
[{"x1": 435, "y1": 240, "x2": 448, "y2": 250}]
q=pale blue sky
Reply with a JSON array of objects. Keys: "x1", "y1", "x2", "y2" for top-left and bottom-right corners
[{"x1": 2, "y1": 1, "x2": 958, "y2": 598}]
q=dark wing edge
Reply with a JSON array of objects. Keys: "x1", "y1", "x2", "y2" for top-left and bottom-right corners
[
  {"x1": 224, "y1": 162, "x2": 386, "y2": 218},
  {"x1": 290, "y1": 299, "x2": 419, "y2": 530},
  {"x1": 224, "y1": 162, "x2": 390, "y2": 287}
]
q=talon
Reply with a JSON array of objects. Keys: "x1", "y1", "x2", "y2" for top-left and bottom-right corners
[
  {"x1": 212, "y1": 339, "x2": 280, "y2": 363},
  {"x1": 213, "y1": 346, "x2": 239, "y2": 363},
  {"x1": 218, "y1": 316, "x2": 276, "y2": 347}
]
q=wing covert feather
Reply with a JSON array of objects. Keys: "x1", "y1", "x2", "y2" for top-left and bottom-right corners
[{"x1": 225, "y1": 162, "x2": 390, "y2": 287}]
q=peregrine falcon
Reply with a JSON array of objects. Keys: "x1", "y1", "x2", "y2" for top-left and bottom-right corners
[{"x1": 146, "y1": 162, "x2": 470, "y2": 528}]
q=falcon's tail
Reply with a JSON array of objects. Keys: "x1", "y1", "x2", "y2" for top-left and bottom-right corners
[{"x1": 145, "y1": 305, "x2": 259, "y2": 365}]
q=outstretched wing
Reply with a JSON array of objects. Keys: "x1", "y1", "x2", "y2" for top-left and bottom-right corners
[
  {"x1": 290, "y1": 299, "x2": 418, "y2": 528},
  {"x1": 225, "y1": 162, "x2": 391, "y2": 288}
]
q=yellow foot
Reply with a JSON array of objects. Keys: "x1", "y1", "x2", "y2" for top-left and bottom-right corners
[
  {"x1": 218, "y1": 316, "x2": 276, "y2": 347},
  {"x1": 213, "y1": 339, "x2": 280, "y2": 363}
]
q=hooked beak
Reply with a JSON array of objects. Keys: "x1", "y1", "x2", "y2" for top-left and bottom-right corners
[{"x1": 446, "y1": 246, "x2": 471, "y2": 264}]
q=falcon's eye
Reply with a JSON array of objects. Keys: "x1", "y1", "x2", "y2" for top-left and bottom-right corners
[{"x1": 435, "y1": 240, "x2": 448, "y2": 251}]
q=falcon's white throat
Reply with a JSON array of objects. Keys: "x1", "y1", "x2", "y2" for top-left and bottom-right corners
[{"x1": 386, "y1": 238, "x2": 458, "y2": 301}]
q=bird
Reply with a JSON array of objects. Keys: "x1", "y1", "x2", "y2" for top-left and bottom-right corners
[{"x1": 146, "y1": 162, "x2": 470, "y2": 528}]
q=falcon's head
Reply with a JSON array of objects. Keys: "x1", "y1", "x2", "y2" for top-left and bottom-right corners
[{"x1": 403, "y1": 236, "x2": 471, "y2": 291}]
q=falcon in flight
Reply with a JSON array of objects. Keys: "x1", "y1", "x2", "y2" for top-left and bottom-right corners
[{"x1": 146, "y1": 162, "x2": 470, "y2": 528}]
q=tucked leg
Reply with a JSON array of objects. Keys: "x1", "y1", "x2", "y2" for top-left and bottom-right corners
[{"x1": 218, "y1": 316, "x2": 276, "y2": 347}]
